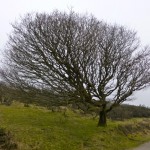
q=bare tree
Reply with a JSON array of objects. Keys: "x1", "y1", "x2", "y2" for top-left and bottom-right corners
[{"x1": 1, "y1": 11, "x2": 150, "y2": 126}]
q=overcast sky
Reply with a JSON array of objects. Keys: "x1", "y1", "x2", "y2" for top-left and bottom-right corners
[{"x1": 0, "y1": 0, "x2": 150, "y2": 106}]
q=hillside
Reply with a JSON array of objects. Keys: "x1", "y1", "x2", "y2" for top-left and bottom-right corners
[{"x1": 0, "y1": 102, "x2": 150, "y2": 150}]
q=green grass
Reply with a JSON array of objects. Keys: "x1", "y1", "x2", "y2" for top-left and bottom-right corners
[{"x1": 0, "y1": 102, "x2": 150, "y2": 150}]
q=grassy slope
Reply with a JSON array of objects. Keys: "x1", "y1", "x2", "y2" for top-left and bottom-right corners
[{"x1": 0, "y1": 102, "x2": 150, "y2": 150}]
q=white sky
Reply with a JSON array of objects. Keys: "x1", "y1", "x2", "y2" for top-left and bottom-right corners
[{"x1": 0, "y1": 0, "x2": 150, "y2": 106}]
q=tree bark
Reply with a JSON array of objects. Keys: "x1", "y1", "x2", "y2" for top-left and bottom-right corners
[{"x1": 98, "y1": 105, "x2": 107, "y2": 126}]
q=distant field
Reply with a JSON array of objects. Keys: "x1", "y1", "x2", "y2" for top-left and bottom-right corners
[{"x1": 0, "y1": 101, "x2": 150, "y2": 150}]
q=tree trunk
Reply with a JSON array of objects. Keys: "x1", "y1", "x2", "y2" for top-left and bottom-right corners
[{"x1": 98, "y1": 106, "x2": 107, "y2": 126}]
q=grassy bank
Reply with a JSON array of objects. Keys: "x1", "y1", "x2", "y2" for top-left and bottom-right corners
[{"x1": 0, "y1": 102, "x2": 150, "y2": 150}]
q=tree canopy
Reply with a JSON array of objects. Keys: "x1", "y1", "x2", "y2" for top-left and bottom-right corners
[{"x1": 1, "y1": 11, "x2": 150, "y2": 126}]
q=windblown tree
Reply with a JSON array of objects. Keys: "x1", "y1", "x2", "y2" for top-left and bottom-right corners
[{"x1": 1, "y1": 11, "x2": 150, "y2": 126}]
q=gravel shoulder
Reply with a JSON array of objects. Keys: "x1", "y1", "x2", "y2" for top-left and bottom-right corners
[{"x1": 132, "y1": 142, "x2": 150, "y2": 150}]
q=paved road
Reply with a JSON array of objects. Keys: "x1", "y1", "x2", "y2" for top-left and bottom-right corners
[{"x1": 132, "y1": 142, "x2": 150, "y2": 150}]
